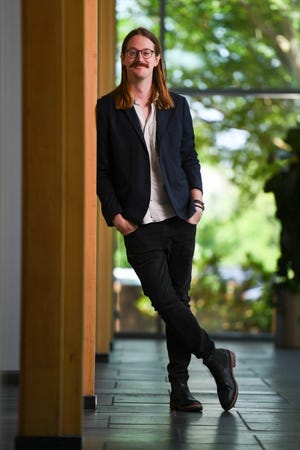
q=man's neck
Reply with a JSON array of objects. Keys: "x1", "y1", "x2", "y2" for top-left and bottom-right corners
[{"x1": 129, "y1": 79, "x2": 152, "y2": 107}]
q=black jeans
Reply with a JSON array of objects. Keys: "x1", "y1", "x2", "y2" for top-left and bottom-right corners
[{"x1": 124, "y1": 216, "x2": 215, "y2": 383}]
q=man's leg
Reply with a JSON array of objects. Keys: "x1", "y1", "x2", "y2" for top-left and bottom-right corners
[
  {"x1": 164, "y1": 219, "x2": 239, "y2": 412},
  {"x1": 165, "y1": 218, "x2": 206, "y2": 411},
  {"x1": 124, "y1": 221, "x2": 214, "y2": 359},
  {"x1": 124, "y1": 219, "x2": 238, "y2": 411},
  {"x1": 164, "y1": 219, "x2": 200, "y2": 381}
]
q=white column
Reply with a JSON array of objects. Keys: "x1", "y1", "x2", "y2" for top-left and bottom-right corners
[{"x1": 0, "y1": 0, "x2": 22, "y2": 371}]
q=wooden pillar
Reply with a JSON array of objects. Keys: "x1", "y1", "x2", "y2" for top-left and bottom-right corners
[
  {"x1": 83, "y1": 0, "x2": 98, "y2": 410},
  {"x1": 16, "y1": 0, "x2": 97, "y2": 447},
  {"x1": 96, "y1": 0, "x2": 116, "y2": 360}
]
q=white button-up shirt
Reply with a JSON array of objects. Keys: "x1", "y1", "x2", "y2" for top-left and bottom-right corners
[{"x1": 134, "y1": 102, "x2": 175, "y2": 224}]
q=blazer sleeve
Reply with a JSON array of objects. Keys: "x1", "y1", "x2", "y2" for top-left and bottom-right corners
[
  {"x1": 180, "y1": 96, "x2": 203, "y2": 192},
  {"x1": 96, "y1": 97, "x2": 123, "y2": 226}
]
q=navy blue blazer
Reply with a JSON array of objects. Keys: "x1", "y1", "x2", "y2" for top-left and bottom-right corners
[{"x1": 96, "y1": 91, "x2": 203, "y2": 226}]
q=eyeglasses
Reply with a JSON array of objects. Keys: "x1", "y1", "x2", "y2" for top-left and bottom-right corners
[{"x1": 125, "y1": 48, "x2": 155, "y2": 59}]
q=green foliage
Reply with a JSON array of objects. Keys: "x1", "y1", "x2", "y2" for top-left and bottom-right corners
[
  {"x1": 196, "y1": 176, "x2": 280, "y2": 272},
  {"x1": 191, "y1": 96, "x2": 299, "y2": 201},
  {"x1": 135, "y1": 295, "x2": 157, "y2": 317},
  {"x1": 163, "y1": 0, "x2": 300, "y2": 88},
  {"x1": 191, "y1": 173, "x2": 278, "y2": 333},
  {"x1": 116, "y1": 0, "x2": 300, "y2": 201},
  {"x1": 190, "y1": 251, "x2": 273, "y2": 333},
  {"x1": 114, "y1": 229, "x2": 131, "y2": 268},
  {"x1": 115, "y1": 0, "x2": 300, "y2": 333}
]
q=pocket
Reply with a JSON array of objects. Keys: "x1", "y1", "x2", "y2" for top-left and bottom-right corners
[
  {"x1": 183, "y1": 219, "x2": 197, "y2": 228},
  {"x1": 185, "y1": 221, "x2": 196, "y2": 227},
  {"x1": 124, "y1": 226, "x2": 140, "y2": 239},
  {"x1": 182, "y1": 220, "x2": 197, "y2": 239}
]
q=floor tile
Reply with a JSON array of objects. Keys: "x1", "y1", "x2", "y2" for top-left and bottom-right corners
[{"x1": 1, "y1": 338, "x2": 300, "y2": 450}]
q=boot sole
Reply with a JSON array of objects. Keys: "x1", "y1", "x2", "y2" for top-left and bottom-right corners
[{"x1": 170, "y1": 401, "x2": 203, "y2": 412}]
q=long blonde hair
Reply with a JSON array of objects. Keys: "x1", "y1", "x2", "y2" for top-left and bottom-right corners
[{"x1": 113, "y1": 27, "x2": 174, "y2": 110}]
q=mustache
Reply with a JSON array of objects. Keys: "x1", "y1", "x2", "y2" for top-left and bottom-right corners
[{"x1": 130, "y1": 61, "x2": 149, "y2": 68}]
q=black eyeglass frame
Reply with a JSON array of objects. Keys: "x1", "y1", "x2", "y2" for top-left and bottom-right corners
[{"x1": 125, "y1": 48, "x2": 156, "y2": 59}]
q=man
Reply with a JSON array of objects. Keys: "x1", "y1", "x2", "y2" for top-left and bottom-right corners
[{"x1": 97, "y1": 27, "x2": 238, "y2": 412}]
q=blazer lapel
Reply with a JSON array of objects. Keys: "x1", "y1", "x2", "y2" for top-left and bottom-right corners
[
  {"x1": 124, "y1": 107, "x2": 146, "y2": 145},
  {"x1": 124, "y1": 106, "x2": 173, "y2": 153},
  {"x1": 156, "y1": 108, "x2": 172, "y2": 151}
]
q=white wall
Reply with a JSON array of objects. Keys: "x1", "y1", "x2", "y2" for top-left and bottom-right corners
[{"x1": 0, "y1": 0, "x2": 21, "y2": 371}]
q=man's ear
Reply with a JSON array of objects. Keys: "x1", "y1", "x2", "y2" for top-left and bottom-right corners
[{"x1": 154, "y1": 53, "x2": 161, "y2": 67}]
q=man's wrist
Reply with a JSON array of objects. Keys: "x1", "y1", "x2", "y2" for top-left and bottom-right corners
[
  {"x1": 112, "y1": 213, "x2": 123, "y2": 226},
  {"x1": 194, "y1": 199, "x2": 205, "y2": 211}
]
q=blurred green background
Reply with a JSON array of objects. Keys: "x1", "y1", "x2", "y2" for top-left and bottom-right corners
[{"x1": 113, "y1": 0, "x2": 300, "y2": 335}]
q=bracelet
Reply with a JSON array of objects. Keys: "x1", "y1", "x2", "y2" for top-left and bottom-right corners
[{"x1": 194, "y1": 199, "x2": 205, "y2": 211}]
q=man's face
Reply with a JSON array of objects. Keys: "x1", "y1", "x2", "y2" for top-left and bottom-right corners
[{"x1": 121, "y1": 35, "x2": 161, "y2": 82}]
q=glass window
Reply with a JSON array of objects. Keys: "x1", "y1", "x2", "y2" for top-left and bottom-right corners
[{"x1": 114, "y1": 0, "x2": 300, "y2": 336}]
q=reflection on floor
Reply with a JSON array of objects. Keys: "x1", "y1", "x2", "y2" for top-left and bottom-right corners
[{"x1": 1, "y1": 338, "x2": 300, "y2": 449}]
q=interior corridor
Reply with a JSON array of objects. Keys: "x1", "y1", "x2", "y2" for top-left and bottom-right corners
[{"x1": 2, "y1": 337, "x2": 300, "y2": 449}]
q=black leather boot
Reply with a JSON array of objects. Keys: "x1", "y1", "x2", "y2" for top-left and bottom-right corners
[
  {"x1": 203, "y1": 348, "x2": 238, "y2": 411},
  {"x1": 170, "y1": 381, "x2": 203, "y2": 412}
]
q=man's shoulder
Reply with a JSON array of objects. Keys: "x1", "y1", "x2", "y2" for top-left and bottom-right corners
[
  {"x1": 97, "y1": 92, "x2": 115, "y2": 109},
  {"x1": 169, "y1": 91, "x2": 189, "y2": 107},
  {"x1": 169, "y1": 91, "x2": 181, "y2": 100}
]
